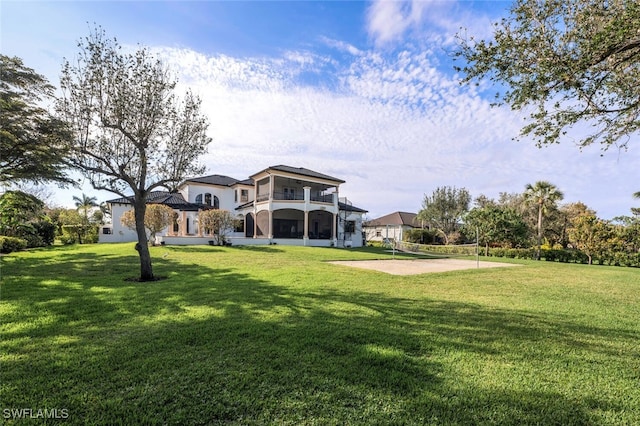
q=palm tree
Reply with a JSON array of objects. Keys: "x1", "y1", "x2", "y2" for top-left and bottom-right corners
[
  {"x1": 73, "y1": 193, "x2": 99, "y2": 222},
  {"x1": 634, "y1": 191, "x2": 640, "y2": 199},
  {"x1": 523, "y1": 181, "x2": 564, "y2": 260}
]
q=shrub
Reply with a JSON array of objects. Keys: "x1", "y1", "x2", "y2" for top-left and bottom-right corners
[
  {"x1": 0, "y1": 236, "x2": 27, "y2": 253},
  {"x1": 33, "y1": 220, "x2": 56, "y2": 246},
  {"x1": 484, "y1": 247, "x2": 630, "y2": 266},
  {"x1": 404, "y1": 229, "x2": 437, "y2": 244},
  {"x1": 61, "y1": 224, "x2": 98, "y2": 244},
  {"x1": 59, "y1": 234, "x2": 76, "y2": 245}
]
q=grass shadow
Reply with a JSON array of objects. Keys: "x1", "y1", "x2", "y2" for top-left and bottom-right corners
[{"x1": 1, "y1": 246, "x2": 636, "y2": 424}]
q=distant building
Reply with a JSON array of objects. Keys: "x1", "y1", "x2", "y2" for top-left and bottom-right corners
[{"x1": 363, "y1": 211, "x2": 424, "y2": 243}]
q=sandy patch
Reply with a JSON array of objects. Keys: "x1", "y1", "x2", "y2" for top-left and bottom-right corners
[{"x1": 329, "y1": 258, "x2": 519, "y2": 275}]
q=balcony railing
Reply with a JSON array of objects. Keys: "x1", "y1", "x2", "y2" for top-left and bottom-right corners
[
  {"x1": 255, "y1": 192, "x2": 335, "y2": 203},
  {"x1": 310, "y1": 194, "x2": 334, "y2": 203},
  {"x1": 273, "y1": 191, "x2": 304, "y2": 201}
]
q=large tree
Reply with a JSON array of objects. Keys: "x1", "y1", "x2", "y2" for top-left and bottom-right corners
[
  {"x1": 455, "y1": 0, "x2": 640, "y2": 149},
  {"x1": 417, "y1": 186, "x2": 471, "y2": 244},
  {"x1": 57, "y1": 28, "x2": 211, "y2": 280},
  {"x1": 0, "y1": 55, "x2": 74, "y2": 185},
  {"x1": 0, "y1": 190, "x2": 55, "y2": 247},
  {"x1": 569, "y1": 214, "x2": 612, "y2": 265},
  {"x1": 463, "y1": 203, "x2": 529, "y2": 254},
  {"x1": 523, "y1": 181, "x2": 564, "y2": 260}
]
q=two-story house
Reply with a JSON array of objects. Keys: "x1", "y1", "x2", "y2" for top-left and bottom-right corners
[{"x1": 100, "y1": 165, "x2": 367, "y2": 247}]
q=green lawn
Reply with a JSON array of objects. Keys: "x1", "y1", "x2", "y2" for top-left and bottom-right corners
[{"x1": 1, "y1": 244, "x2": 639, "y2": 425}]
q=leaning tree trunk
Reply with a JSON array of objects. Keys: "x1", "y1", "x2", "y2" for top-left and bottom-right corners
[{"x1": 133, "y1": 199, "x2": 154, "y2": 281}]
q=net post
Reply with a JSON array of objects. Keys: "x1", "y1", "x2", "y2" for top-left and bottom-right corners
[{"x1": 476, "y1": 226, "x2": 479, "y2": 269}]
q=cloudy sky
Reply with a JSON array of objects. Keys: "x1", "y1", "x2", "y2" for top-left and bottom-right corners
[{"x1": 2, "y1": 0, "x2": 639, "y2": 219}]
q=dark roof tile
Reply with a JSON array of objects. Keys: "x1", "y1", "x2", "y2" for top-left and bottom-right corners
[
  {"x1": 184, "y1": 174, "x2": 240, "y2": 186},
  {"x1": 365, "y1": 211, "x2": 420, "y2": 227},
  {"x1": 252, "y1": 165, "x2": 345, "y2": 183}
]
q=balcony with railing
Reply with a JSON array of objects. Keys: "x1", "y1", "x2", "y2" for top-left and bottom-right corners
[
  {"x1": 250, "y1": 175, "x2": 337, "y2": 207},
  {"x1": 273, "y1": 191, "x2": 305, "y2": 201},
  {"x1": 256, "y1": 190, "x2": 335, "y2": 204}
]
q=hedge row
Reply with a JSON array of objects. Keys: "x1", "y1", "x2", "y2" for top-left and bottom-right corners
[
  {"x1": 0, "y1": 236, "x2": 28, "y2": 253},
  {"x1": 484, "y1": 247, "x2": 640, "y2": 267}
]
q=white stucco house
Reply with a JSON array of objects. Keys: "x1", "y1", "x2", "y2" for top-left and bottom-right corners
[
  {"x1": 363, "y1": 211, "x2": 424, "y2": 243},
  {"x1": 100, "y1": 165, "x2": 368, "y2": 248}
]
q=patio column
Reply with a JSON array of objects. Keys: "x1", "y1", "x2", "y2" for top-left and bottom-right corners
[
  {"x1": 253, "y1": 208, "x2": 258, "y2": 238},
  {"x1": 303, "y1": 186, "x2": 311, "y2": 246},
  {"x1": 268, "y1": 210, "x2": 273, "y2": 239},
  {"x1": 332, "y1": 212, "x2": 337, "y2": 245},
  {"x1": 197, "y1": 209, "x2": 203, "y2": 237},
  {"x1": 168, "y1": 213, "x2": 176, "y2": 236},
  {"x1": 180, "y1": 211, "x2": 187, "y2": 236}
]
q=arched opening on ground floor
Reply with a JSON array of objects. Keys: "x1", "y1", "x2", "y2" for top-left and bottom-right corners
[
  {"x1": 308, "y1": 210, "x2": 333, "y2": 240},
  {"x1": 256, "y1": 211, "x2": 270, "y2": 237},
  {"x1": 245, "y1": 213, "x2": 254, "y2": 237},
  {"x1": 273, "y1": 209, "x2": 304, "y2": 239}
]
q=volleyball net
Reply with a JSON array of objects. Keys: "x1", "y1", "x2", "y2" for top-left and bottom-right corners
[{"x1": 393, "y1": 240, "x2": 478, "y2": 259}]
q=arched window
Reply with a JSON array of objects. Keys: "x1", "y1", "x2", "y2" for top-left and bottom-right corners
[
  {"x1": 195, "y1": 194, "x2": 203, "y2": 204},
  {"x1": 213, "y1": 195, "x2": 220, "y2": 209},
  {"x1": 204, "y1": 193, "x2": 212, "y2": 206}
]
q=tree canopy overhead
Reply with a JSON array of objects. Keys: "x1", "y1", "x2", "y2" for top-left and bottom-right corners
[
  {"x1": 0, "y1": 55, "x2": 74, "y2": 185},
  {"x1": 57, "y1": 27, "x2": 212, "y2": 280},
  {"x1": 455, "y1": 0, "x2": 640, "y2": 150}
]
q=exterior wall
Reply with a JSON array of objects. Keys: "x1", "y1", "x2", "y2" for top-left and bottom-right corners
[
  {"x1": 99, "y1": 203, "x2": 138, "y2": 243},
  {"x1": 231, "y1": 184, "x2": 254, "y2": 208},
  {"x1": 182, "y1": 184, "x2": 234, "y2": 210},
  {"x1": 338, "y1": 211, "x2": 366, "y2": 248},
  {"x1": 364, "y1": 225, "x2": 413, "y2": 243}
]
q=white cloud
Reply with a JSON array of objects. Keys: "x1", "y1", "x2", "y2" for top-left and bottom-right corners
[
  {"x1": 366, "y1": 0, "x2": 415, "y2": 45},
  {"x1": 319, "y1": 36, "x2": 363, "y2": 57},
  {"x1": 365, "y1": 0, "x2": 500, "y2": 48},
  {"x1": 143, "y1": 45, "x2": 640, "y2": 220},
  {"x1": 9, "y1": 1, "x2": 636, "y2": 220}
]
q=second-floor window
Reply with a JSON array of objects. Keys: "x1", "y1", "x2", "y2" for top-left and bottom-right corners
[
  {"x1": 197, "y1": 193, "x2": 219, "y2": 208},
  {"x1": 241, "y1": 189, "x2": 248, "y2": 202}
]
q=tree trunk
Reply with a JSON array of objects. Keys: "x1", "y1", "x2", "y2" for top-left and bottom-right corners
[
  {"x1": 133, "y1": 198, "x2": 154, "y2": 281},
  {"x1": 536, "y1": 203, "x2": 543, "y2": 260}
]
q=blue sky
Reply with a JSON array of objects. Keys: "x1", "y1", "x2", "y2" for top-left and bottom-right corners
[{"x1": 2, "y1": 0, "x2": 639, "y2": 220}]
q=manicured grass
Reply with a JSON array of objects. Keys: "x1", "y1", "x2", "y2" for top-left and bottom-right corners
[{"x1": 1, "y1": 244, "x2": 639, "y2": 425}]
